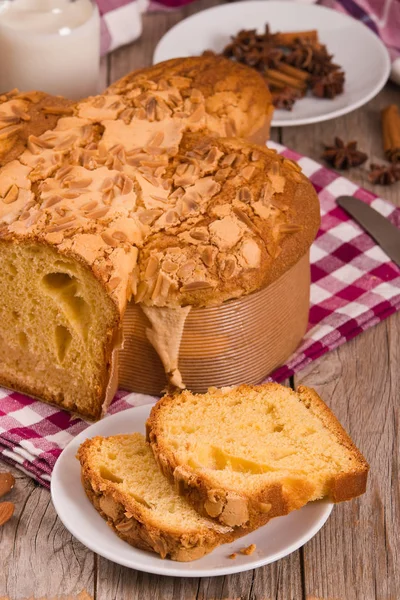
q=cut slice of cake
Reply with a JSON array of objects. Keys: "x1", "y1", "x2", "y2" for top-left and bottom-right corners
[
  {"x1": 146, "y1": 384, "x2": 369, "y2": 530},
  {"x1": 0, "y1": 241, "x2": 121, "y2": 420},
  {"x1": 77, "y1": 433, "x2": 239, "y2": 561}
]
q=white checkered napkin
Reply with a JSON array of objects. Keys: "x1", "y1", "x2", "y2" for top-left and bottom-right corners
[{"x1": 0, "y1": 143, "x2": 399, "y2": 487}]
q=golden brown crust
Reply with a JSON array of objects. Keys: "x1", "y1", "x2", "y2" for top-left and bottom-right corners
[
  {"x1": 146, "y1": 384, "x2": 369, "y2": 531},
  {"x1": 80, "y1": 471, "x2": 222, "y2": 561},
  {"x1": 107, "y1": 56, "x2": 274, "y2": 143},
  {"x1": 77, "y1": 435, "x2": 243, "y2": 561}
]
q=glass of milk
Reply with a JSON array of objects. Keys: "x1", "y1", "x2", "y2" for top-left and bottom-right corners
[{"x1": 0, "y1": 0, "x2": 100, "y2": 99}]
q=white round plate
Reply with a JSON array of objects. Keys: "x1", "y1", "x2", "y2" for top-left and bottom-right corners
[
  {"x1": 153, "y1": 1, "x2": 391, "y2": 127},
  {"x1": 51, "y1": 404, "x2": 333, "y2": 578}
]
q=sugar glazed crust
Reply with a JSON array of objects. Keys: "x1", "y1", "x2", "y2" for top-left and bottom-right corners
[
  {"x1": 106, "y1": 55, "x2": 274, "y2": 144},
  {"x1": 146, "y1": 384, "x2": 369, "y2": 531},
  {"x1": 0, "y1": 89, "x2": 75, "y2": 166},
  {"x1": 77, "y1": 436, "x2": 237, "y2": 561},
  {"x1": 0, "y1": 95, "x2": 320, "y2": 312}
]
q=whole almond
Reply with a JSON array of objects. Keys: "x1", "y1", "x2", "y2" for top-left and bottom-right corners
[
  {"x1": 0, "y1": 501, "x2": 14, "y2": 526},
  {"x1": 0, "y1": 472, "x2": 15, "y2": 498}
]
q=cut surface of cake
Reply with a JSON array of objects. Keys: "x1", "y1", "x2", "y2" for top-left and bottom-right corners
[
  {"x1": 0, "y1": 241, "x2": 120, "y2": 418},
  {"x1": 77, "y1": 433, "x2": 237, "y2": 561},
  {"x1": 146, "y1": 384, "x2": 369, "y2": 530}
]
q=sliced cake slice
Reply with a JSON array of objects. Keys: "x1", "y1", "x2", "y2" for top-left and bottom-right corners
[
  {"x1": 146, "y1": 384, "x2": 369, "y2": 531},
  {"x1": 77, "y1": 433, "x2": 238, "y2": 561}
]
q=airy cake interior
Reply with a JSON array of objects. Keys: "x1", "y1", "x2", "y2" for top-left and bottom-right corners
[
  {"x1": 154, "y1": 385, "x2": 361, "y2": 499},
  {"x1": 87, "y1": 433, "x2": 229, "y2": 532},
  {"x1": 0, "y1": 240, "x2": 118, "y2": 418}
]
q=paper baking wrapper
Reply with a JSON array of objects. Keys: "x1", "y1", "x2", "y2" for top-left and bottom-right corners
[{"x1": 119, "y1": 252, "x2": 310, "y2": 395}]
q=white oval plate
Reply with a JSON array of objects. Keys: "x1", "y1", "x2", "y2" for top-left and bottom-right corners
[
  {"x1": 153, "y1": 1, "x2": 391, "y2": 127},
  {"x1": 51, "y1": 404, "x2": 333, "y2": 578}
]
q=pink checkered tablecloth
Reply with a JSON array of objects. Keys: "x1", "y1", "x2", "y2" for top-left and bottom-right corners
[{"x1": 0, "y1": 142, "x2": 399, "y2": 487}]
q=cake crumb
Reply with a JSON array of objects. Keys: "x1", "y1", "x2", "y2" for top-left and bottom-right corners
[
  {"x1": 240, "y1": 543, "x2": 256, "y2": 555},
  {"x1": 228, "y1": 553, "x2": 237, "y2": 559}
]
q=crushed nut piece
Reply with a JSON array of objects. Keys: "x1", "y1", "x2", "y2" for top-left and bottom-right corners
[
  {"x1": 181, "y1": 281, "x2": 213, "y2": 291},
  {"x1": 0, "y1": 472, "x2": 15, "y2": 498},
  {"x1": 240, "y1": 543, "x2": 256, "y2": 556},
  {"x1": 0, "y1": 501, "x2": 14, "y2": 526}
]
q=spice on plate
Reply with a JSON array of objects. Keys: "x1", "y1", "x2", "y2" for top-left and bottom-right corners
[
  {"x1": 212, "y1": 25, "x2": 345, "y2": 110},
  {"x1": 286, "y1": 38, "x2": 340, "y2": 76},
  {"x1": 271, "y1": 87, "x2": 302, "y2": 111},
  {"x1": 312, "y1": 70, "x2": 345, "y2": 99},
  {"x1": 321, "y1": 138, "x2": 368, "y2": 170},
  {"x1": 381, "y1": 105, "x2": 400, "y2": 163},
  {"x1": 368, "y1": 163, "x2": 400, "y2": 185}
]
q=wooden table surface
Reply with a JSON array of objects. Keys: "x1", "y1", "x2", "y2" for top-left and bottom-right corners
[{"x1": 1, "y1": 1, "x2": 399, "y2": 599}]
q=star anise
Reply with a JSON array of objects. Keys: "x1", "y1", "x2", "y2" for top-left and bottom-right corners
[
  {"x1": 312, "y1": 70, "x2": 345, "y2": 99},
  {"x1": 285, "y1": 40, "x2": 339, "y2": 77},
  {"x1": 368, "y1": 163, "x2": 400, "y2": 185},
  {"x1": 322, "y1": 138, "x2": 368, "y2": 170},
  {"x1": 271, "y1": 87, "x2": 301, "y2": 111},
  {"x1": 222, "y1": 28, "x2": 284, "y2": 71}
]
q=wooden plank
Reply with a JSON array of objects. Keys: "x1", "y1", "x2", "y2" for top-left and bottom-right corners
[
  {"x1": 95, "y1": 550, "x2": 303, "y2": 600},
  {"x1": 196, "y1": 552, "x2": 303, "y2": 600},
  {"x1": 0, "y1": 465, "x2": 95, "y2": 600},
  {"x1": 293, "y1": 317, "x2": 399, "y2": 600},
  {"x1": 96, "y1": 559, "x2": 199, "y2": 600}
]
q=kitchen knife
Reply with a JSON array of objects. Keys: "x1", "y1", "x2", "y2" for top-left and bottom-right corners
[{"x1": 337, "y1": 195, "x2": 400, "y2": 268}]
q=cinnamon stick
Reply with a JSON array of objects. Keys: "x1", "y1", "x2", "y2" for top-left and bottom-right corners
[
  {"x1": 273, "y1": 30, "x2": 319, "y2": 46},
  {"x1": 382, "y1": 104, "x2": 400, "y2": 163},
  {"x1": 266, "y1": 69, "x2": 307, "y2": 92},
  {"x1": 265, "y1": 77, "x2": 286, "y2": 91},
  {"x1": 276, "y1": 63, "x2": 311, "y2": 83}
]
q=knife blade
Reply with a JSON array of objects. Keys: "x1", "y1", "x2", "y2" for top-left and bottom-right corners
[{"x1": 337, "y1": 195, "x2": 400, "y2": 268}]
